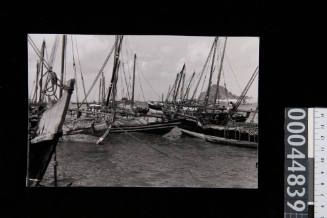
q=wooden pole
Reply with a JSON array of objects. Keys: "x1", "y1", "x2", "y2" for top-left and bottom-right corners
[
  {"x1": 165, "y1": 85, "x2": 171, "y2": 103},
  {"x1": 38, "y1": 41, "x2": 46, "y2": 103},
  {"x1": 106, "y1": 36, "x2": 123, "y2": 106},
  {"x1": 112, "y1": 60, "x2": 120, "y2": 111},
  {"x1": 102, "y1": 73, "x2": 105, "y2": 104},
  {"x1": 171, "y1": 73, "x2": 180, "y2": 102},
  {"x1": 204, "y1": 37, "x2": 218, "y2": 111},
  {"x1": 33, "y1": 61, "x2": 40, "y2": 103},
  {"x1": 180, "y1": 71, "x2": 186, "y2": 102},
  {"x1": 59, "y1": 35, "x2": 67, "y2": 98},
  {"x1": 131, "y1": 53, "x2": 136, "y2": 109},
  {"x1": 190, "y1": 38, "x2": 216, "y2": 102},
  {"x1": 106, "y1": 36, "x2": 118, "y2": 106},
  {"x1": 97, "y1": 61, "x2": 120, "y2": 144},
  {"x1": 213, "y1": 37, "x2": 227, "y2": 106},
  {"x1": 173, "y1": 64, "x2": 185, "y2": 103},
  {"x1": 99, "y1": 77, "x2": 102, "y2": 103},
  {"x1": 183, "y1": 71, "x2": 195, "y2": 102}
]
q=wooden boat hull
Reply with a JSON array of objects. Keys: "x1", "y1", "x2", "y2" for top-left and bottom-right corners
[
  {"x1": 28, "y1": 79, "x2": 75, "y2": 186},
  {"x1": 180, "y1": 129, "x2": 257, "y2": 148},
  {"x1": 179, "y1": 117, "x2": 258, "y2": 148},
  {"x1": 28, "y1": 134, "x2": 61, "y2": 186},
  {"x1": 110, "y1": 121, "x2": 180, "y2": 134},
  {"x1": 148, "y1": 103, "x2": 163, "y2": 111},
  {"x1": 65, "y1": 119, "x2": 181, "y2": 137}
]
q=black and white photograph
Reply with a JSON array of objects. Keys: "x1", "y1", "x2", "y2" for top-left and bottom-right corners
[{"x1": 27, "y1": 34, "x2": 259, "y2": 188}]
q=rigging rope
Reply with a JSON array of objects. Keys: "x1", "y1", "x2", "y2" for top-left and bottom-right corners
[
  {"x1": 138, "y1": 72, "x2": 146, "y2": 102},
  {"x1": 121, "y1": 62, "x2": 131, "y2": 100},
  {"x1": 222, "y1": 69, "x2": 230, "y2": 104},
  {"x1": 64, "y1": 42, "x2": 67, "y2": 83},
  {"x1": 120, "y1": 44, "x2": 131, "y2": 98},
  {"x1": 45, "y1": 44, "x2": 49, "y2": 67},
  {"x1": 39, "y1": 70, "x2": 59, "y2": 98},
  {"x1": 79, "y1": 41, "x2": 116, "y2": 106},
  {"x1": 48, "y1": 35, "x2": 59, "y2": 68},
  {"x1": 29, "y1": 80, "x2": 35, "y2": 100},
  {"x1": 225, "y1": 54, "x2": 242, "y2": 93},
  {"x1": 74, "y1": 36, "x2": 88, "y2": 105},
  {"x1": 233, "y1": 65, "x2": 259, "y2": 111},
  {"x1": 190, "y1": 37, "x2": 216, "y2": 102},
  {"x1": 71, "y1": 36, "x2": 79, "y2": 108},
  {"x1": 199, "y1": 58, "x2": 211, "y2": 101},
  {"x1": 119, "y1": 66, "x2": 125, "y2": 99},
  {"x1": 27, "y1": 36, "x2": 50, "y2": 70},
  {"x1": 123, "y1": 38, "x2": 134, "y2": 94},
  {"x1": 137, "y1": 61, "x2": 161, "y2": 99}
]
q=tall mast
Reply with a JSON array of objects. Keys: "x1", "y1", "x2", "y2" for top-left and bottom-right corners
[
  {"x1": 112, "y1": 60, "x2": 120, "y2": 112},
  {"x1": 38, "y1": 41, "x2": 46, "y2": 103},
  {"x1": 190, "y1": 38, "x2": 216, "y2": 102},
  {"x1": 180, "y1": 71, "x2": 186, "y2": 101},
  {"x1": 59, "y1": 35, "x2": 67, "y2": 98},
  {"x1": 165, "y1": 85, "x2": 171, "y2": 102},
  {"x1": 173, "y1": 64, "x2": 185, "y2": 103},
  {"x1": 102, "y1": 72, "x2": 105, "y2": 103},
  {"x1": 213, "y1": 37, "x2": 227, "y2": 106},
  {"x1": 33, "y1": 61, "x2": 40, "y2": 103},
  {"x1": 131, "y1": 53, "x2": 137, "y2": 109},
  {"x1": 231, "y1": 65, "x2": 258, "y2": 114},
  {"x1": 183, "y1": 71, "x2": 195, "y2": 102},
  {"x1": 204, "y1": 37, "x2": 218, "y2": 110},
  {"x1": 99, "y1": 77, "x2": 102, "y2": 103},
  {"x1": 74, "y1": 36, "x2": 88, "y2": 107},
  {"x1": 171, "y1": 72, "x2": 180, "y2": 102},
  {"x1": 106, "y1": 35, "x2": 123, "y2": 106},
  {"x1": 105, "y1": 36, "x2": 119, "y2": 106}
]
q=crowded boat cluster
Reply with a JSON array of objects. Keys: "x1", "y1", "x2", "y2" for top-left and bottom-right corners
[{"x1": 27, "y1": 35, "x2": 258, "y2": 187}]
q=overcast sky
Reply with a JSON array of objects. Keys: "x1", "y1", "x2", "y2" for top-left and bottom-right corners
[{"x1": 28, "y1": 34, "x2": 259, "y2": 102}]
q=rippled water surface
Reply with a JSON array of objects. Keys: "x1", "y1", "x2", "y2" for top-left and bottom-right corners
[{"x1": 42, "y1": 129, "x2": 258, "y2": 188}]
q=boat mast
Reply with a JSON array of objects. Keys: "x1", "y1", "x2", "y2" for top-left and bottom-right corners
[
  {"x1": 173, "y1": 64, "x2": 185, "y2": 103},
  {"x1": 165, "y1": 85, "x2": 171, "y2": 103},
  {"x1": 204, "y1": 37, "x2": 218, "y2": 111},
  {"x1": 131, "y1": 53, "x2": 137, "y2": 109},
  {"x1": 179, "y1": 70, "x2": 186, "y2": 102},
  {"x1": 33, "y1": 61, "x2": 40, "y2": 103},
  {"x1": 183, "y1": 71, "x2": 195, "y2": 102},
  {"x1": 106, "y1": 35, "x2": 123, "y2": 106},
  {"x1": 190, "y1": 39, "x2": 215, "y2": 103},
  {"x1": 102, "y1": 73, "x2": 105, "y2": 103},
  {"x1": 99, "y1": 77, "x2": 102, "y2": 103},
  {"x1": 213, "y1": 37, "x2": 227, "y2": 106},
  {"x1": 112, "y1": 60, "x2": 120, "y2": 115},
  {"x1": 38, "y1": 41, "x2": 46, "y2": 103},
  {"x1": 231, "y1": 65, "x2": 258, "y2": 114},
  {"x1": 74, "y1": 36, "x2": 88, "y2": 107},
  {"x1": 171, "y1": 72, "x2": 180, "y2": 102},
  {"x1": 59, "y1": 35, "x2": 67, "y2": 98}
]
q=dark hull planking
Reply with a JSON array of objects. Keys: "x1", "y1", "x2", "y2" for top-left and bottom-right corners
[
  {"x1": 28, "y1": 134, "x2": 61, "y2": 186},
  {"x1": 179, "y1": 117, "x2": 258, "y2": 148},
  {"x1": 66, "y1": 120, "x2": 181, "y2": 137},
  {"x1": 148, "y1": 103, "x2": 163, "y2": 111},
  {"x1": 28, "y1": 79, "x2": 75, "y2": 186}
]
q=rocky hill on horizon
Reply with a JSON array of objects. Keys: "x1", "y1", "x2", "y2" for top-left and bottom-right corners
[{"x1": 198, "y1": 84, "x2": 238, "y2": 102}]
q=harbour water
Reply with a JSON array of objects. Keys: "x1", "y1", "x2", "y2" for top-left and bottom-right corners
[{"x1": 41, "y1": 128, "x2": 258, "y2": 188}]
